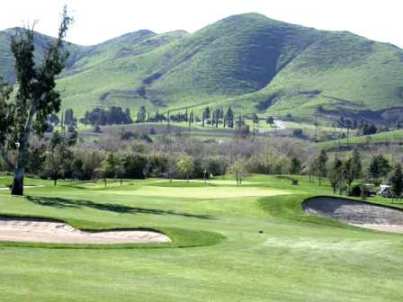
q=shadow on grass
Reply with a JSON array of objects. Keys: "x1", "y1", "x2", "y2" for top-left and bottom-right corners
[{"x1": 26, "y1": 196, "x2": 212, "y2": 220}]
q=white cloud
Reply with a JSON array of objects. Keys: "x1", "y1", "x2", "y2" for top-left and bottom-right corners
[{"x1": 0, "y1": 0, "x2": 402, "y2": 47}]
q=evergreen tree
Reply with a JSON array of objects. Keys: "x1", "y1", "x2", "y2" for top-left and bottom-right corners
[
  {"x1": 64, "y1": 108, "x2": 76, "y2": 126},
  {"x1": 225, "y1": 107, "x2": 234, "y2": 128},
  {"x1": 289, "y1": 157, "x2": 302, "y2": 175},
  {"x1": 390, "y1": 164, "x2": 403, "y2": 198},
  {"x1": 351, "y1": 149, "x2": 362, "y2": 179},
  {"x1": 202, "y1": 107, "x2": 210, "y2": 127},
  {"x1": 44, "y1": 130, "x2": 75, "y2": 186},
  {"x1": 328, "y1": 158, "x2": 344, "y2": 194},
  {"x1": 252, "y1": 113, "x2": 259, "y2": 135},
  {"x1": 136, "y1": 106, "x2": 147, "y2": 123},
  {"x1": 368, "y1": 155, "x2": 391, "y2": 179},
  {"x1": 316, "y1": 150, "x2": 328, "y2": 185},
  {"x1": 266, "y1": 116, "x2": 274, "y2": 125}
]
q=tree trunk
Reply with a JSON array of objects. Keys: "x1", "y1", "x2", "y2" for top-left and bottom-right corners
[
  {"x1": 11, "y1": 166, "x2": 24, "y2": 195},
  {"x1": 11, "y1": 104, "x2": 35, "y2": 196}
]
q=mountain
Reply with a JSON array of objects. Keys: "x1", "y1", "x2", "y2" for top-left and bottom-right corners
[{"x1": 1, "y1": 13, "x2": 403, "y2": 123}]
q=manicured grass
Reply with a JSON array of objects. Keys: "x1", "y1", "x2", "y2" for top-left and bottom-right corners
[{"x1": 0, "y1": 175, "x2": 402, "y2": 301}]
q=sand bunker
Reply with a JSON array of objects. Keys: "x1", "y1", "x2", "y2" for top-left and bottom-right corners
[
  {"x1": 0, "y1": 217, "x2": 170, "y2": 244},
  {"x1": 303, "y1": 197, "x2": 403, "y2": 234}
]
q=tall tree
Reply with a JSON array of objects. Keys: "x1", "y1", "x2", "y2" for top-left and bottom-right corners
[
  {"x1": 44, "y1": 131, "x2": 74, "y2": 186},
  {"x1": 350, "y1": 149, "x2": 362, "y2": 180},
  {"x1": 64, "y1": 108, "x2": 76, "y2": 126},
  {"x1": 230, "y1": 160, "x2": 246, "y2": 185},
  {"x1": 315, "y1": 150, "x2": 328, "y2": 185},
  {"x1": 252, "y1": 113, "x2": 259, "y2": 136},
  {"x1": 328, "y1": 158, "x2": 344, "y2": 194},
  {"x1": 176, "y1": 155, "x2": 193, "y2": 182},
  {"x1": 390, "y1": 164, "x2": 403, "y2": 199},
  {"x1": 368, "y1": 155, "x2": 391, "y2": 180},
  {"x1": 136, "y1": 106, "x2": 147, "y2": 123},
  {"x1": 225, "y1": 107, "x2": 234, "y2": 128},
  {"x1": 289, "y1": 157, "x2": 302, "y2": 175},
  {"x1": 202, "y1": 107, "x2": 210, "y2": 127},
  {"x1": 0, "y1": 7, "x2": 73, "y2": 195}
]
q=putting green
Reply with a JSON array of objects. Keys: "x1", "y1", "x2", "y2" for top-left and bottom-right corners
[{"x1": 110, "y1": 185, "x2": 291, "y2": 199}]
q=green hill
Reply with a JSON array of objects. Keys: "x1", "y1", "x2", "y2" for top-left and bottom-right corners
[{"x1": 1, "y1": 13, "x2": 403, "y2": 122}]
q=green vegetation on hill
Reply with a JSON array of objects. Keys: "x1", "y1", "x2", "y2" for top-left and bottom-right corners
[
  {"x1": 1, "y1": 13, "x2": 403, "y2": 121},
  {"x1": 318, "y1": 129, "x2": 403, "y2": 150}
]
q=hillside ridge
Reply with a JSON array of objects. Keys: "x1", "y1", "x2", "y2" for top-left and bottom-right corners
[{"x1": 1, "y1": 13, "x2": 402, "y2": 123}]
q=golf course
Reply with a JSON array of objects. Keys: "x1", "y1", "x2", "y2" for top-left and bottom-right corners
[{"x1": 0, "y1": 175, "x2": 402, "y2": 301}]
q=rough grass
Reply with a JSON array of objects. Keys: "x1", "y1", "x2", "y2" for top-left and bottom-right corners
[
  {"x1": 318, "y1": 129, "x2": 403, "y2": 150},
  {"x1": 0, "y1": 175, "x2": 403, "y2": 301}
]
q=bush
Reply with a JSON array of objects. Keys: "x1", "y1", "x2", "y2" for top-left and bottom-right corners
[
  {"x1": 122, "y1": 155, "x2": 147, "y2": 179},
  {"x1": 349, "y1": 184, "x2": 362, "y2": 197}
]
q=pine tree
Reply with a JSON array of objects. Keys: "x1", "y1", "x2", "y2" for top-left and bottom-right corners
[
  {"x1": 202, "y1": 107, "x2": 210, "y2": 127},
  {"x1": 316, "y1": 150, "x2": 328, "y2": 185},
  {"x1": 390, "y1": 164, "x2": 403, "y2": 199},
  {"x1": 225, "y1": 107, "x2": 234, "y2": 128},
  {"x1": 351, "y1": 149, "x2": 362, "y2": 179},
  {"x1": 136, "y1": 106, "x2": 147, "y2": 123},
  {"x1": 368, "y1": 155, "x2": 391, "y2": 179},
  {"x1": 328, "y1": 158, "x2": 343, "y2": 194}
]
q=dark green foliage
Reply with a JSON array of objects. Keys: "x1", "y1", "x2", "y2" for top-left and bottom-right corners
[
  {"x1": 351, "y1": 149, "x2": 362, "y2": 179},
  {"x1": 266, "y1": 116, "x2": 274, "y2": 125},
  {"x1": 390, "y1": 164, "x2": 403, "y2": 198},
  {"x1": 64, "y1": 108, "x2": 76, "y2": 126},
  {"x1": 224, "y1": 107, "x2": 234, "y2": 128},
  {"x1": 315, "y1": 150, "x2": 328, "y2": 185},
  {"x1": 136, "y1": 106, "x2": 147, "y2": 123},
  {"x1": 81, "y1": 107, "x2": 133, "y2": 126},
  {"x1": 360, "y1": 123, "x2": 378, "y2": 135},
  {"x1": 292, "y1": 129, "x2": 304, "y2": 138},
  {"x1": 122, "y1": 154, "x2": 147, "y2": 179},
  {"x1": 202, "y1": 107, "x2": 210, "y2": 127},
  {"x1": 289, "y1": 157, "x2": 302, "y2": 175},
  {"x1": 328, "y1": 158, "x2": 344, "y2": 194},
  {"x1": 368, "y1": 155, "x2": 391, "y2": 179}
]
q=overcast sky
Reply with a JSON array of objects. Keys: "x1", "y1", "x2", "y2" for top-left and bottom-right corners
[{"x1": 0, "y1": 0, "x2": 402, "y2": 47}]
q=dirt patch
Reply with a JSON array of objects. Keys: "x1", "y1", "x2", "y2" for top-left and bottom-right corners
[
  {"x1": 0, "y1": 217, "x2": 170, "y2": 244},
  {"x1": 302, "y1": 197, "x2": 403, "y2": 233}
]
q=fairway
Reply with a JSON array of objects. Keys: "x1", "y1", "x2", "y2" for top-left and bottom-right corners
[{"x1": 0, "y1": 175, "x2": 403, "y2": 301}]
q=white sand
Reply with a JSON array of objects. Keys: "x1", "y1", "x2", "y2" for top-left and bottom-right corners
[
  {"x1": 303, "y1": 197, "x2": 403, "y2": 234},
  {"x1": 351, "y1": 224, "x2": 403, "y2": 234},
  {"x1": 0, "y1": 218, "x2": 171, "y2": 244}
]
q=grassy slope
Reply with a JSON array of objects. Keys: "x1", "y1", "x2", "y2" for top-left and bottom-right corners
[
  {"x1": 0, "y1": 175, "x2": 403, "y2": 301},
  {"x1": 0, "y1": 28, "x2": 84, "y2": 83},
  {"x1": 240, "y1": 32, "x2": 403, "y2": 118},
  {"x1": 318, "y1": 129, "x2": 403, "y2": 150},
  {"x1": 57, "y1": 13, "x2": 403, "y2": 119},
  {"x1": 57, "y1": 30, "x2": 189, "y2": 116}
]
